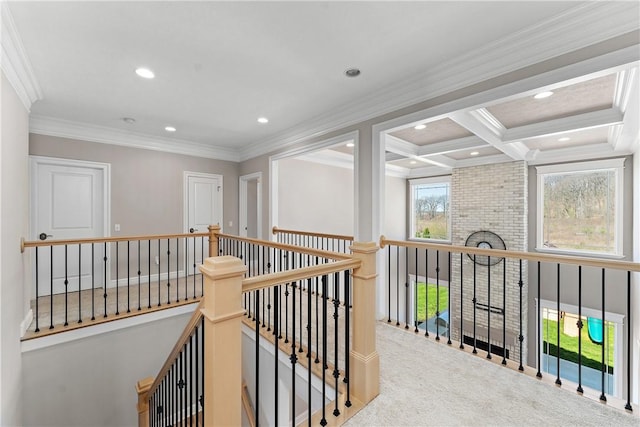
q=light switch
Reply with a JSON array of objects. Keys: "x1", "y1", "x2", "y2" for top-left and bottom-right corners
[{"x1": 114, "y1": 224, "x2": 121, "y2": 232}]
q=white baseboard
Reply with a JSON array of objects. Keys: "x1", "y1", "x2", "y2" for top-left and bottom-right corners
[
  {"x1": 20, "y1": 309, "x2": 34, "y2": 338},
  {"x1": 108, "y1": 269, "x2": 187, "y2": 288}
]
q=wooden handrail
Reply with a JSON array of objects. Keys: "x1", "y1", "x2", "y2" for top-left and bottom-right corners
[
  {"x1": 218, "y1": 232, "x2": 352, "y2": 260},
  {"x1": 272, "y1": 226, "x2": 354, "y2": 242},
  {"x1": 21, "y1": 231, "x2": 208, "y2": 252},
  {"x1": 241, "y1": 382, "x2": 256, "y2": 427},
  {"x1": 147, "y1": 300, "x2": 204, "y2": 397},
  {"x1": 379, "y1": 236, "x2": 640, "y2": 272},
  {"x1": 242, "y1": 258, "x2": 361, "y2": 293}
]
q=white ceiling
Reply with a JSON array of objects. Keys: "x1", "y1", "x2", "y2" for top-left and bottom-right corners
[{"x1": 3, "y1": 1, "x2": 640, "y2": 165}]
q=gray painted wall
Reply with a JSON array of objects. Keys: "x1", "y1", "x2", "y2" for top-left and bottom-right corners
[
  {"x1": 1, "y1": 71, "x2": 30, "y2": 426},
  {"x1": 22, "y1": 312, "x2": 191, "y2": 427},
  {"x1": 29, "y1": 134, "x2": 239, "y2": 236},
  {"x1": 277, "y1": 158, "x2": 354, "y2": 236}
]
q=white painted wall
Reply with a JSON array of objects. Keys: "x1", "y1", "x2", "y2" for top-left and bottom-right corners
[
  {"x1": 633, "y1": 145, "x2": 639, "y2": 405},
  {"x1": 0, "y1": 71, "x2": 30, "y2": 426},
  {"x1": 22, "y1": 311, "x2": 191, "y2": 427},
  {"x1": 277, "y1": 158, "x2": 354, "y2": 236}
]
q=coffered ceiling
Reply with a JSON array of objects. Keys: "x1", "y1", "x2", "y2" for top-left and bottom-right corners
[{"x1": 2, "y1": 1, "x2": 639, "y2": 165}]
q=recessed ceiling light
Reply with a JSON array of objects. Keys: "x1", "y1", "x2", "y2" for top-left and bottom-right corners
[
  {"x1": 470, "y1": 151, "x2": 480, "y2": 156},
  {"x1": 534, "y1": 91, "x2": 553, "y2": 99},
  {"x1": 346, "y1": 142, "x2": 355, "y2": 147},
  {"x1": 135, "y1": 67, "x2": 155, "y2": 79},
  {"x1": 558, "y1": 137, "x2": 570, "y2": 142},
  {"x1": 257, "y1": 117, "x2": 269, "y2": 124},
  {"x1": 165, "y1": 126, "x2": 176, "y2": 132},
  {"x1": 410, "y1": 160, "x2": 417, "y2": 164},
  {"x1": 414, "y1": 124, "x2": 427, "y2": 130},
  {"x1": 344, "y1": 68, "x2": 361, "y2": 78},
  {"x1": 122, "y1": 117, "x2": 136, "y2": 124}
]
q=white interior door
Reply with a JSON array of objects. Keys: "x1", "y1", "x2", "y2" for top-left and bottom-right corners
[
  {"x1": 31, "y1": 157, "x2": 109, "y2": 296},
  {"x1": 185, "y1": 172, "x2": 223, "y2": 262},
  {"x1": 239, "y1": 172, "x2": 262, "y2": 239}
]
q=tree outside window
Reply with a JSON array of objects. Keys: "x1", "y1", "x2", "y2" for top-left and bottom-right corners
[{"x1": 410, "y1": 177, "x2": 451, "y2": 241}]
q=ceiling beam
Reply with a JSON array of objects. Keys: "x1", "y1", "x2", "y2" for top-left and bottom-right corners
[
  {"x1": 501, "y1": 108, "x2": 623, "y2": 143},
  {"x1": 416, "y1": 135, "x2": 488, "y2": 156},
  {"x1": 610, "y1": 68, "x2": 639, "y2": 152},
  {"x1": 449, "y1": 109, "x2": 528, "y2": 160}
]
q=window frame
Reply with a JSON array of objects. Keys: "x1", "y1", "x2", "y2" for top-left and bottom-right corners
[
  {"x1": 408, "y1": 176, "x2": 452, "y2": 243},
  {"x1": 536, "y1": 158, "x2": 625, "y2": 257}
]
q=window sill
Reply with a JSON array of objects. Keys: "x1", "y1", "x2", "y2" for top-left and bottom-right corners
[
  {"x1": 408, "y1": 237, "x2": 452, "y2": 245},
  {"x1": 534, "y1": 247, "x2": 625, "y2": 260}
]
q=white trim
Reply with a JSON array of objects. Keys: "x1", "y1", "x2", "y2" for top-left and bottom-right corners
[
  {"x1": 408, "y1": 176, "x2": 452, "y2": 243},
  {"x1": 21, "y1": 302, "x2": 198, "y2": 353},
  {"x1": 0, "y1": 2, "x2": 42, "y2": 111},
  {"x1": 183, "y1": 171, "x2": 224, "y2": 234},
  {"x1": 30, "y1": 115, "x2": 240, "y2": 162},
  {"x1": 239, "y1": 172, "x2": 262, "y2": 239},
  {"x1": 268, "y1": 131, "x2": 358, "y2": 241},
  {"x1": 536, "y1": 158, "x2": 625, "y2": 257},
  {"x1": 538, "y1": 298, "x2": 624, "y2": 398},
  {"x1": 20, "y1": 309, "x2": 33, "y2": 338}
]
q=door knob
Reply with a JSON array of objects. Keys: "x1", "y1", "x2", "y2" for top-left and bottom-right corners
[
  {"x1": 39, "y1": 233, "x2": 53, "y2": 241},
  {"x1": 189, "y1": 228, "x2": 198, "y2": 233}
]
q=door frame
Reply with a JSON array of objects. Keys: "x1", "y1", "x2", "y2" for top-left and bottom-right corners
[
  {"x1": 29, "y1": 155, "x2": 112, "y2": 296},
  {"x1": 239, "y1": 172, "x2": 262, "y2": 238},
  {"x1": 183, "y1": 171, "x2": 224, "y2": 234}
]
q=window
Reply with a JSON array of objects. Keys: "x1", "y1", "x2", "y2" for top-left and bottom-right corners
[
  {"x1": 536, "y1": 159, "x2": 624, "y2": 256},
  {"x1": 409, "y1": 176, "x2": 451, "y2": 241}
]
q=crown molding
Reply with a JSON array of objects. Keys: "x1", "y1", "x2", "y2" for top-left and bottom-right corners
[
  {"x1": 30, "y1": 115, "x2": 241, "y2": 162},
  {"x1": 527, "y1": 142, "x2": 632, "y2": 166},
  {"x1": 1, "y1": 2, "x2": 43, "y2": 111},
  {"x1": 238, "y1": 2, "x2": 640, "y2": 162}
]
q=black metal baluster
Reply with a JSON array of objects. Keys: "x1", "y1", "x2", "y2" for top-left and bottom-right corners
[
  {"x1": 459, "y1": 252, "x2": 464, "y2": 349},
  {"x1": 200, "y1": 319, "x2": 204, "y2": 423},
  {"x1": 320, "y1": 274, "x2": 328, "y2": 426},
  {"x1": 274, "y1": 285, "x2": 279, "y2": 426},
  {"x1": 501, "y1": 258, "x2": 506, "y2": 363},
  {"x1": 425, "y1": 249, "x2": 429, "y2": 337},
  {"x1": 200, "y1": 237, "x2": 204, "y2": 295},
  {"x1": 127, "y1": 241, "x2": 131, "y2": 313},
  {"x1": 414, "y1": 248, "x2": 419, "y2": 333},
  {"x1": 555, "y1": 263, "x2": 561, "y2": 385},
  {"x1": 447, "y1": 252, "x2": 452, "y2": 345},
  {"x1": 78, "y1": 244, "x2": 82, "y2": 323},
  {"x1": 600, "y1": 268, "x2": 606, "y2": 402},
  {"x1": 333, "y1": 272, "x2": 340, "y2": 417},
  {"x1": 176, "y1": 238, "x2": 180, "y2": 302},
  {"x1": 138, "y1": 240, "x2": 142, "y2": 310},
  {"x1": 167, "y1": 239, "x2": 171, "y2": 305},
  {"x1": 192, "y1": 237, "x2": 196, "y2": 300},
  {"x1": 284, "y1": 281, "x2": 290, "y2": 343},
  {"x1": 536, "y1": 261, "x2": 542, "y2": 378},
  {"x1": 158, "y1": 239, "x2": 162, "y2": 307},
  {"x1": 35, "y1": 247, "x2": 40, "y2": 332},
  {"x1": 103, "y1": 242, "x2": 107, "y2": 318},
  {"x1": 403, "y1": 247, "x2": 408, "y2": 329},
  {"x1": 194, "y1": 325, "x2": 199, "y2": 427},
  {"x1": 518, "y1": 259, "x2": 523, "y2": 371},
  {"x1": 577, "y1": 266, "x2": 583, "y2": 393},
  {"x1": 291, "y1": 280, "x2": 297, "y2": 425},
  {"x1": 255, "y1": 289, "x2": 260, "y2": 426},
  {"x1": 91, "y1": 244, "x2": 95, "y2": 321},
  {"x1": 625, "y1": 271, "x2": 632, "y2": 411},
  {"x1": 396, "y1": 245, "x2": 400, "y2": 326},
  {"x1": 307, "y1": 278, "x2": 312, "y2": 423},
  {"x1": 64, "y1": 244, "x2": 69, "y2": 326},
  {"x1": 344, "y1": 269, "x2": 351, "y2": 407},
  {"x1": 387, "y1": 245, "x2": 391, "y2": 323},
  {"x1": 299, "y1": 262, "x2": 304, "y2": 352},
  {"x1": 148, "y1": 240, "x2": 152, "y2": 309},
  {"x1": 189, "y1": 333, "x2": 193, "y2": 426},
  {"x1": 315, "y1": 271, "x2": 320, "y2": 363},
  {"x1": 178, "y1": 350, "x2": 183, "y2": 425},
  {"x1": 472, "y1": 255, "x2": 477, "y2": 353},
  {"x1": 115, "y1": 242, "x2": 119, "y2": 316},
  {"x1": 486, "y1": 255, "x2": 491, "y2": 358},
  {"x1": 436, "y1": 250, "x2": 440, "y2": 341}
]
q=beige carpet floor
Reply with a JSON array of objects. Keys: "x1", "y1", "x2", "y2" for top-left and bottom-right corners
[{"x1": 345, "y1": 322, "x2": 638, "y2": 427}]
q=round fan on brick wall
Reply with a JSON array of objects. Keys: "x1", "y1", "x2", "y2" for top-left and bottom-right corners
[{"x1": 465, "y1": 231, "x2": 506, "y2": 266}]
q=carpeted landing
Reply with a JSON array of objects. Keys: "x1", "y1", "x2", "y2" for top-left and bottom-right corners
[{"x1": 345, "y1": 322, "x2": 638, "y2": 427}]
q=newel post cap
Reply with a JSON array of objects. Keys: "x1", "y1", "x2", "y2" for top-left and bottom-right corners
[
  {"x1": 350, "y1": 241, "x2": 379, "y2": 254},
  {"x1": 199, "y1": 256, "x2": 246, "y2": 279}
]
